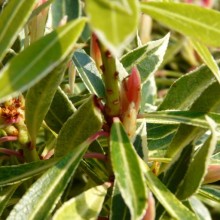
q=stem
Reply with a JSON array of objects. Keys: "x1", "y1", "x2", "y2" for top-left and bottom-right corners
[
  {"x1": 84, "y1": 153, "x2": 107, "y2": 161},
  {"x1": 88, "y1": 130, "x2": 109, "y2": 143},
  {"x1": 0, "y1": 136, "x2": 18, "y2": 143},
  {"x1": 98, "y1": 42, "x2": 120, "y2": 117},
  {"x1": 0, "y1": 148, "x2": 23, "y2": 159}
]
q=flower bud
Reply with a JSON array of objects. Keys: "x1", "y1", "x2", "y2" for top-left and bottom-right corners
[
  {"x1": 120, "y1": 67, "x2": 141, "y2": 138},
  {"x1": 203, "y1": 164, "x2": 220, "y2": 184},
  {"x1": 90, "y1": 33, "x2": 102, "y2": 73}
]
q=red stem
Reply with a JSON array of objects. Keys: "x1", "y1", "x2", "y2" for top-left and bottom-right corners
[
  {"x1": 0, "y1": 147, "x2": 23, "y2": 159},
  {"x1": 84, "y1": 152, "x2": 107, "y2": 161},
  {"x1": 88, "y1": 130, "x2": 109, "y2": 143},
  {"x1": 0, "y1": 136, "x2": 18, "y2": 143}
]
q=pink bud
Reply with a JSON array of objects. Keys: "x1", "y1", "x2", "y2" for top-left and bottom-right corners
[
  {"x1": 201, "y1": 0, "x2": 214, "y2": 8},
  {"x1": 143, "y1": 192, "x2": 155, "y2": 220},
  {"x1": 120, "y1": 67, "x2": 141, "y2": 113},
  {"x1": 90, "y1": 33, "x2": 102, "y2": 72},
  {"x1": 203, "y1": 164, "x2": 220, "y2": 184}
]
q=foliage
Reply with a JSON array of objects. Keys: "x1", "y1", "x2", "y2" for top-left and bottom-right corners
[{"x1": 0, "y1": 0, "x2": 220, "y2": 219}]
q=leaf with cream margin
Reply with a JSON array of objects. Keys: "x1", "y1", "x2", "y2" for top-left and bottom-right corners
[
  {"x1": 53, "y1": 184, "x2": 109, "y2": 220},
  {"x1": 0, "y1": 18, "x2": 86, "y2": 102},
  {"x1": 85, "y1": 0, "x2": 139, "y2": 56}
]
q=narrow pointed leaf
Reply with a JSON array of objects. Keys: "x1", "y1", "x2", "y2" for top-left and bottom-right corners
[
  {"x1": 133, "y1": 121, "x2": 148, "y2": 162},
  {"x1": 0, "y1": 18, "x2": 86, "y2": 103},
  {"x1": 85, "y1": 0, "x2": 139, "y2": 56},
  {"x1": 0, "y1": 0, "x2": 37, "y2": 61},
  {"x1": 142, "y1": 163, "x2": 197, "y2": 220},
  {"x1": 141, "y1": 2, "x2": 220, "y2": 47},
  {"x1": 51, "y1": 0, "x2": 81, "y2": 28},
  {"x1": 190, "y1": 39, "x2": 220, "y2": 84},
  {"x1": 141, "y1": 111, "x2": 220, "y2": 129},
  {"x1": 7, "y1": 139, "x2": 92, "y2": 220},
  {"x1": 25, "y1": 63, "x2": 66, "y2": 145},
  {"x1": 189, "y1": 196, "x2": 212, "y2": 220},
  {"x1": 55, "y1": 96, "x2": 103, "y2": 157},
  {"x1": 72, "y1": 49, "x2": 105, "y2": 98},
  {"x1": 0, "y1": 159, "x2": 58, "y2": 186},
  {"x1": 177, "y1": 117, "x2": 218, "y2": 200},
  {"x1": 0, "y1": 185, "x2": 19, "y2": 216},
  {"x1": 121, "y1": 33, "x2": 170, "y2": 83},
  {"x1": 53, "y1": 184, "x2": 108, "y2": 220},
  {"x1": 110, "y1": 118, "x2": 148, "y2": 220},
  {"x1": 45, "y1": 87, "x2": 76, "y2": 133},
  {"x1": 158, "y1": 63, "x2": 216, "y2": 110},
  {"x1": 110, "y1": 182, "x2": 131, "y2": 220},
  {"x1": 199, "y1": 186, "x2": 220, "y2": 204}
]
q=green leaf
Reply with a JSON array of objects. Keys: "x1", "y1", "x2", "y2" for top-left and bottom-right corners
[
  {"x1": 121, "y1": 33, "x2": 170, "y2": 84},
  {"x1": 199, "y1": 186, "x2": 220, "y2": 204},
  {"x1": 51, "y1": 0, "x2": 81, "y2": 28},
  {"x1": 0, "y1": 159, "x2": 58, "y2": 186},
  {"x1": 72, "y1": 49, "x2": 105, "y2": 98},
  {"x1": 190, "y1": 39, "x2": 220, "y2": 84},
  {"x1": 0, "y1": 18, "x2": 86, "y2": 103},
  {"x1": 7, "y1": 138, "x2": 92, "y2": 220},
  {"x1": 141, "y1": 2, "x2": 220, "y2": 47},
  {"x1": 133, "y1": 121, "x2": 148, "y2": 162},
  {"x1": 45, "y1": 87, "x2": 76, "y2": 133},
  {"x1": 110, "y1": 182, "x2": 131, "y2": 220},
  {"x1": 0, "y1": 0, "x2": 37, "y2": 61},
  {"x1": 177, "y1": 117, "x2": 218, "y2": 200},
  {"x1": 85, "y1": 0, "x2": 139, "y2": 56},
  {"x1": 141, "y1": 110, "x2": 220, "y2": 129},
  {"x1": 0, "y1": 184, "x2": 19, "y2": 216},
  {"x1": 25, "y1": 63, "x2": 66, "y2": 145},
  {"x1": 140, "y1": 76, "x2": 157, "y2": 112},
  {"x1": 29, "y1": 0, "x2": 53, "y2": 21},
  {"x1": 53, "y1": 184, "x2": 108, "y2": 220},
  {"x1": 159, "y1": 81, "x2": 220, "y2": 172},
  {"x1": 158, "y1": 63, "x2": 216, "y2": 110},
  {"x1": 110, "y1": 118, "x2": 148, "y2": 220},
  {"x1": 142, "y1": 163, "x2": 197, "y2": 220},
  {"x1": 55, "y1": 96, "x2": 103, "y2": 157},
  {"x1": 189, "y1": 196, "x2": 212, "y2": 220}
]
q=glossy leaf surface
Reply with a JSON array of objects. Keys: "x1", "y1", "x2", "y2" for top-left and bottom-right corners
[
  {"x1": 86, "y1": 0, "x2": 139, "y2": 56},
  {"x1": 53, "y1": 184, "x2": 108, "y2": 220},
  {"x1": 110, "y1": 118, "x2": 148, "y2": 220},
  {"x1": 141, "y1": 2, "x2": 220, "y2": 47},
  {"x1": 7, "y1": 139, "x2": 91, "y2": 220},
  {"x1": 0, "y1": 0, "x2": 37, "y2": 61},
  {"x1": 0, "y1": 18, "x2": 86, "y2": 102},
  {"x1": 55, "y1": 96, "x2": 103, "y2": 157}
]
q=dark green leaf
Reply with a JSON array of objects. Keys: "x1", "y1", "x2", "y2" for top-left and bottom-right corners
[
  {"x1": 72, "y1": 49, "x2": 105, "y2": 98},
  {"x1": 51, "y1": 0, "x2": 81, "y2": 28},
  {"x1": 110, "y1": 182, "x2": 131, "y2": 220},
  {"x1": 177, "y1": 117, "x2": 218, "y2": 200}
]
